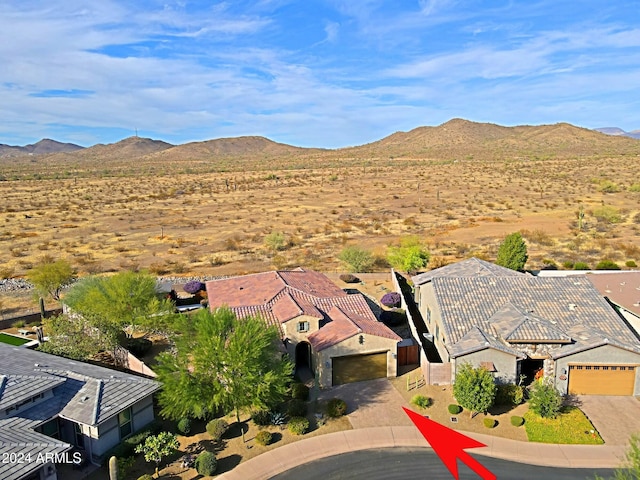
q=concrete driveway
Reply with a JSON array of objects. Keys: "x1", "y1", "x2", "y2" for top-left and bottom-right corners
[
  {"x1": 578, "y1": 396, "x2": 640, "y2": 445},
  {"x1": 316, "y1": 378, "x2": 413, "y2": 429}
]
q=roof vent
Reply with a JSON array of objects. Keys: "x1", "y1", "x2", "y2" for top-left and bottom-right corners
[
  {"x1": 568, "y1": 304, "x2": 577, "y2": 311},
  {"x1": 79, "y1": 395, "x2": 90, "y2": 403},
  {"x1": 34, "y1": 363, "x2": 39, "y2": 367}
]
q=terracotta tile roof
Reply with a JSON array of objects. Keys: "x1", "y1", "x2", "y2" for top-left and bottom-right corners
[
  {"x1": 586, "y1": 272, "x2": 640, "y2": 317},
  {"x1": 206, "y1": 269, "x2": 400, "y2": 350}
]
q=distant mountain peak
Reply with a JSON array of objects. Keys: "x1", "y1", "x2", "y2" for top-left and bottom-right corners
[{"x1": 595, "y1": 127, "x2": 640, "y2": 139}]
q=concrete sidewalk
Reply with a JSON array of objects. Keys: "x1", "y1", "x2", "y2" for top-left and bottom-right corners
[{"x1": 216, "y1": 426, "x2": 626, "y2": 480}]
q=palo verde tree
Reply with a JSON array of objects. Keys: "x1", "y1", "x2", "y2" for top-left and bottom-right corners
[
  {"x1": 155, "y1": 308, "x2": 293, "y2": 442},
  {"x1": 134, "y1": 431, "x2": 179, "y2": 478},
  {"x1": 387, "y1": 236, "x2": 430, "y2": 273},
  {"x1": 495, "y1": 232, "x2": 528, "y2": 271},
  {"x1": 27, "y1": 258, "x2": 74, "y2": 302},
  {"x1": 452, "y1": 363, "x2": 497, "y2": 418},
  {"x1": 338, "y1": 245, "x2": 375, "y2": 272}
]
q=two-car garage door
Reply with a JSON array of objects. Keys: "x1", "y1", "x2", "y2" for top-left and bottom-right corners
[
  {"x1": 332, "y1": 352, "x2": 388, "y2": 386},
  {"x1": 568, "y1": 365, "x2": 636, "y2": 395}
]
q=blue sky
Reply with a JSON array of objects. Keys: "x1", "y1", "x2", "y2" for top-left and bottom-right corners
[{"x1": 1, "y1": 1, "x2": 639, "y2": 148}]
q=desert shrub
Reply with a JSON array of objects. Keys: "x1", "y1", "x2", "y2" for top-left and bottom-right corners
[
  {"x1": 288, "y1": 416, "x2": 310, "y2": 435},
  {"x1": 593, "y1": 205, "x2": 622, "y2": 223},
  {"x1": 448, "y1": 404, "x2": 462, "y2": 415},
  {"x1": 629, "y1": 183, "x2": 640, "y2": 193},
  {"x1": 107, "y1": 423, "x2": 160, "y2": 459},
  {"x1": 264, "y1": 231, "x2": 286, "y2": 251},
  {"x1": 326, "y1": 398, "x2": 347, "y2": 418},
  {"x1": 125, "y1": 337, "x2": 152, "y2": 357},
  {"x1": 12, "y1": 320, "x2": 26, "y2": 328},
  {"x1": 510, "y1": 415, "x2": 525, "y2": 427},
  {"x1": 380, "y1": 292, "x2": 401, "y2": 308},
  {"x1": 339, "y1": 273, "x2": 360, "y2": 283},
  {"x1": 380, "y1": 308, "x2": 406, "y2": 326},
  {"x1": 253, "y1": 410, "x2": 271, "y2": 426},
  {"x1": 206, "y1": 419, "x2": 229, "y2": 442},
  {"x1": 137, "y1": 475, "x2": 154, "y2": 480},
  {"x1": 598, "y1": 180, "x2": 620, "y2": 193},
  {"x1": 411, "y1": 395, "x2": 432, "y2": 409},
  {"x1": 177, "y1": 418, "x2": 191, "y2": 435},
  {"x1": 195, "y1": 451, "x2": 217, "y2": 476},
  {"x1": 626, "y1": 260, "x2": 638, "y2": 268},
  {"x1": 483, "y1": 418, "x2": 497, "y2": 428},
  {"x1": 595, "y1": 259, "x2": 621, "y2": 270},
  {"x1": 338, "y1": 246, "x2": 375, "y2": 272},
  {"x1": 573, "y1": 261, "x2": 590, "y2": 270},
  {"x1": 255, "y1": 430, "x2": 273, "y2": 446},
  {"x1": 562, "y1": 261, "x2": 574, "y2": 269},
  {"x1": 287, "y1": 399, "x2": 307, "y2": 417},
  {"x1": 291, "y1": 383, "x2": 310, "y2": 401},
  {"x1": 495, "y1": 384, "x2": 524, "y2": 406},
  {"x1": 183, "y1": 280, "x2": 205, "y2": 294}
]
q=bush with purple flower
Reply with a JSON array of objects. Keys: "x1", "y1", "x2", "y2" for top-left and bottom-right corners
[
  {"x1": 183, "y1": 281, "x2": 205, "y2": 295},
  {"x1": 380, "y1": 292, "x2": 401, "y2": 308}
]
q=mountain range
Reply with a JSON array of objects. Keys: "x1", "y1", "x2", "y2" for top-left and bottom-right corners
[
  {"x1": 594, "y1": 127, "x2": 640, "y2": 139},
  {"x1": 2, "y1": 120, "x2": 639, "y2": 162}
]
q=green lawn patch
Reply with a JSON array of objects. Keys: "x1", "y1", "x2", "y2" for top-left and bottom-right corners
[
  {"x1": 524, "y1": 406, "x2": 603, "y2": 444},
  {"x1": 0, "y1": 333, "x2": 30, "y2": 346}
]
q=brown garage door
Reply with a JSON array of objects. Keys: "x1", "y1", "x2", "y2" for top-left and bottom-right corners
[
  {"x1": 568, "y1": 365, "x2": 636, "y2": 395},
  {"x1": 332, "y1": 352, "x2": 388, "y2": 386}
]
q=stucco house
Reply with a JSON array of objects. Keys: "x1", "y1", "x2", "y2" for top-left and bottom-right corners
[
  {"x1": 412, "y1": 258, "x2": 640, "y2": 395},
  {"x1": 206, "y1": 268, "x2": 401, "y2": 387},
  {"x1": 0, "y1": 343, "x2": 159, "y2": 480}
]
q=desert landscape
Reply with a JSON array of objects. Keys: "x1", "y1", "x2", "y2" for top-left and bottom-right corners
[{"x1": 1, "y1": 119, "x2": 639, "y2": 316}]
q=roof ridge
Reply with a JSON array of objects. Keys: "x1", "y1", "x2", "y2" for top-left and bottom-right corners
[
  {"x1": 331, "y1": 305, "x2": 362, "y2": 333},
  {"x1": 92, "y1": 379, "x2": 103, "y2": 425}
]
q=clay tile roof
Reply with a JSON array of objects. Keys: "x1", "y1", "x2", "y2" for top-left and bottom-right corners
[{"x1": 308, "y1": 306, "x2": 361, "y2": 351}]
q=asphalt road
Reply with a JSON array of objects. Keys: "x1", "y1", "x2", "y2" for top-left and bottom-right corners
[{"x1": 271, "y1": 447, "x2": 615, "y2": 480}]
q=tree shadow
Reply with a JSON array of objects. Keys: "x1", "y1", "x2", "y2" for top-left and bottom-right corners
[
  {"x1": 488, "y1": 403, "x2": 520, "y2": 415},
  {"x1": 225, "y1": 420, "x2": 249, "y2": 440},
  {"x1": 564, "y1": 394, "x2": 583, "y2": 408},
  {"x1": 215, "y1": 454, "x2": 242, "y2": 474}
]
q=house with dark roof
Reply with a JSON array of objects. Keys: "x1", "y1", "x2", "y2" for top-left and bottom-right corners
[
  {"x1": 206, "y1": 268, "x2": 401, "y2": 387},
  {"x1": 412, "y1": 258, "x2": 640, "y2": 395},
  {"x1": 0, "y1": 343, "x2": 159, "y2": 480}
]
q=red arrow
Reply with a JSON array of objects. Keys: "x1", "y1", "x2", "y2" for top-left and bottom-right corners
[{"x1": 403, "y1": 407, "x2": 496, "y2": 480}]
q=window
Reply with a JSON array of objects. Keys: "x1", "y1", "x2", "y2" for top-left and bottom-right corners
[
  {"x1": 435, "y1": 325, "x2": 440, "y2": 341},
  {"x1": 297, "y1": 321, "x2": 309, "y2": 333},
  {"x1": 426, "y1": 307, "x2": 431, "y2": 324},
  {"x1": 118, "y1": 407, "x2": 132, "y2": 439},
  {"x1": 74, "y1": 423, "x2": 85, "y2": 449}
]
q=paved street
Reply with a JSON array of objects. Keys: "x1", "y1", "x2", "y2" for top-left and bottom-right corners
[{"x1": 271, "y1": 447, "x2": 615, "y2": 480}]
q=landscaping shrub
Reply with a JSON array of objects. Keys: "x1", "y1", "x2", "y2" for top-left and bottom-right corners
[
  {"x1": 483, "y1": 418, "x2": 497, "y2": 428},
  {"x1": 287, "y1": 399, "x2": 307, "y2": 417},
  {"x1": 411, "y1": 395, "x2": 431, "y2": 409},
  {"x1": 108, "y1": 423, "x2": 160, "y2": 459},
  {"x1": 326, "y1": 398, "x2": 347, "y2": 418},
  {"x1": 292, "y1": 382, "x2": 310, "y2": 401},
  {"x1": 12, "y1": 320, "x2": 25, "y2": 328},
  {"x1": 448, "y1": 404, "x2": 462, "y2": 415},
  {"x1": 137, "y1": 475, "x2": 154, "y2": 480},
  {"x1": 195, "y1": 451, "x2": 217, "y2": 476},
  {"x1": 253, "y1": 410, "x2": 271, "y2": 426},
  {"x1": 495, "y1": 384, "x2": 524, "y2": 406},
  {"x1": 626, "y1": 260, "x2": 638, "y2": 268},
  {"x1": 177, "y1": 418, "x2": 191, "y2": 435},
  {"x1": 595, "y1": 259, "x2": 621, "y2": 270},
  {"x1": 288, "y1": 416, "x2": 310, "y2": 435},
  {"x1": 206, "y1": 419, "x2": 229, "y2": 442},
  {"x1": 183, "y1": 280, "x2": 205, "y2": 294},
  {"x1": 562, "y1": 261, "x2": 574, "y2": 269},
  {"x1": 510, "y1": 416, "x2": 525, "y2": 427},
  {"x1": 380, "y1": 292, "x2": 401, "y2": 308},
  {"x1": 255, "y1": 430, "x2": 273, "y2": 446},
  {"x1": 125, "y1": 337, "x2": 152, "y2": 357},
  {"x1": 573, "y1": 262, "x2": 590, "y2": 270},
  {"x1": 528, "y1": 378, "x2": 563, "y2": 419},
  {"x1": 339, "y1": 273, "x2": 360, "y2": 283},
  {"x1": 270, "y1": 412, "x2": 286, "y2": 426}
]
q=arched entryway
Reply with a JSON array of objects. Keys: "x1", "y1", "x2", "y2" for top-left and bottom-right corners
[{"x1": 295, "y1": 341, "x2": 312, "y2": 368}]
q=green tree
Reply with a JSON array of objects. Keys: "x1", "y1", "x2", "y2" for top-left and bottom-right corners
[
  {"x1": 528, "y1": 377, "x2": 563, "y2": 419},
  {"x1": 155, "y1": 308, "x2": 293, "y2": 442},
  {"x1": 387, "y1": 236, "x2": 430, "y2": 273},
  {"x1": 338, "y1": 246, "x2": 375, "y2": 272},
  {"x1": 495, "y1": 232, "x2": 528, "y2": 271},
  {"x1": 63, "y1": 271, "x2": 176, "y2": 338},
  {"x1": 27, "y1": 258, "x2": 74, "y2": 301},
  {"x1": 38, "y1": 313, "x2": 112, "y2": 360},
  {"x1": 134, "y1": 431, "x2": 179, "y2": 478},
  {"x1": 453, "y1": 363, "x2": 497, "y2": 418}
]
